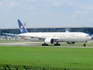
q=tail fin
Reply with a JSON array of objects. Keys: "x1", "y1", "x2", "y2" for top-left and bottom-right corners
[{"x1": 18, "y1": 19, "x2": 28, "y2": 34}]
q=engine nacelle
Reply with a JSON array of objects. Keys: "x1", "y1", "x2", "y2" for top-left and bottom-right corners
[
  {"x1": 67, "y1": 42, "x2": 75, "y2": 44},
  {"x1": 44, "y1": 38, "x2": 54, "y2": 44}
]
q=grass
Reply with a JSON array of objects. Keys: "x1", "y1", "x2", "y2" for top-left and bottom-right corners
[{"x1": 0, "y1": 46, "x2": 93, "y2": 70}]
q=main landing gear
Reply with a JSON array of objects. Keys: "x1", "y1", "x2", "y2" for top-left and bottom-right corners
[
  {"x1": 42, "y1": 42, "x2": 60, "y2": 46},
  {"x1": 54, "y1": 42, "x2": 60, "y2": 46},
  {"x1": 42, "y1": 43, "x2": 48, "y2": 46}
]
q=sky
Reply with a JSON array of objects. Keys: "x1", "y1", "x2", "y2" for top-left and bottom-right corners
[{"x1": 0, "y1": 0, "x2": 93, "y2": 28}]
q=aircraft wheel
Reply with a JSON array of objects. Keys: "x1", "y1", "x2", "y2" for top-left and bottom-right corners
[
  {"x1": 54, "y1": 44, "x2": 60, "y2": 46},
  {"x1": 42, "y1": 44, "x2": 48, "y2": 46},
  {"x1": 83, "y1": 44, "x2": 86, "y2": 46}
]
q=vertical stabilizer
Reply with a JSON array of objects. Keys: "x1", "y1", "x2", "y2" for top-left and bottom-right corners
[{"x1": 18, "y1": 19, "x2": 28, "y2": 34}]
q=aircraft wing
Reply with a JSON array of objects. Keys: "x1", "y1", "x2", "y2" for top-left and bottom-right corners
[
  {"x1": 30, "y1": 36, "x2": 59, "y2": 41},
  {"x1": 2, "y1": 33, "x2": 18, "y2": 36}
]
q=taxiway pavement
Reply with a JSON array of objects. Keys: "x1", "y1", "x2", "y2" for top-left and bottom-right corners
[
  {"x1": 0, "y1": 42, "x2": 42, "y2": 46},
  {"x1": 0, "y1": 41, "x2": 93, "y2": 48}
]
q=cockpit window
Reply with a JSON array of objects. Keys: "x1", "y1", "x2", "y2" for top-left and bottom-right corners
[{"x1": 86, "y1": 35, "x2": 90, "y2": 37}]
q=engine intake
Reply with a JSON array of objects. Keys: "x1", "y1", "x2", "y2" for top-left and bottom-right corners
[{"x1": 44, "y1": 38, "x2": 54, "y2": 44}]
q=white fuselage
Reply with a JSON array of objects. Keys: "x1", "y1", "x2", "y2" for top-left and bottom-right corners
[{"x1": 18, "y1": 32, "x2": 91, "y2": 42}]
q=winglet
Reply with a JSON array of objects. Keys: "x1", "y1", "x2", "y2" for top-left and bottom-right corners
[{"x1": 18, "y1": 19, "x2": 28, "y2": 34}]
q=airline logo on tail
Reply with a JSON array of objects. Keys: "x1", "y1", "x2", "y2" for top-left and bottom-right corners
[
  {"x1": 20, "y1": 26, "x2": 24, "y2": 32},
  {"x1": 18, "y1": 19, "x2": 28, "y2": 34}
]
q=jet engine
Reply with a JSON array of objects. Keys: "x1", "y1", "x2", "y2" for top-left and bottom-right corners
[
  {"x1": 44, "y1": 38, "x2": 54, "y2": 44},
  {"x1": 67, "y1": 42, "x2": 75, "y2": 44}
]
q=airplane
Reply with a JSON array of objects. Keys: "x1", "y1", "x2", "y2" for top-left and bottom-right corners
[
  {"x1": 2, "y1": 33, "x2": 19, "y2": 40},
  {"x1": 17, "y1": 19, "x2": 92, "y2": 46}
]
